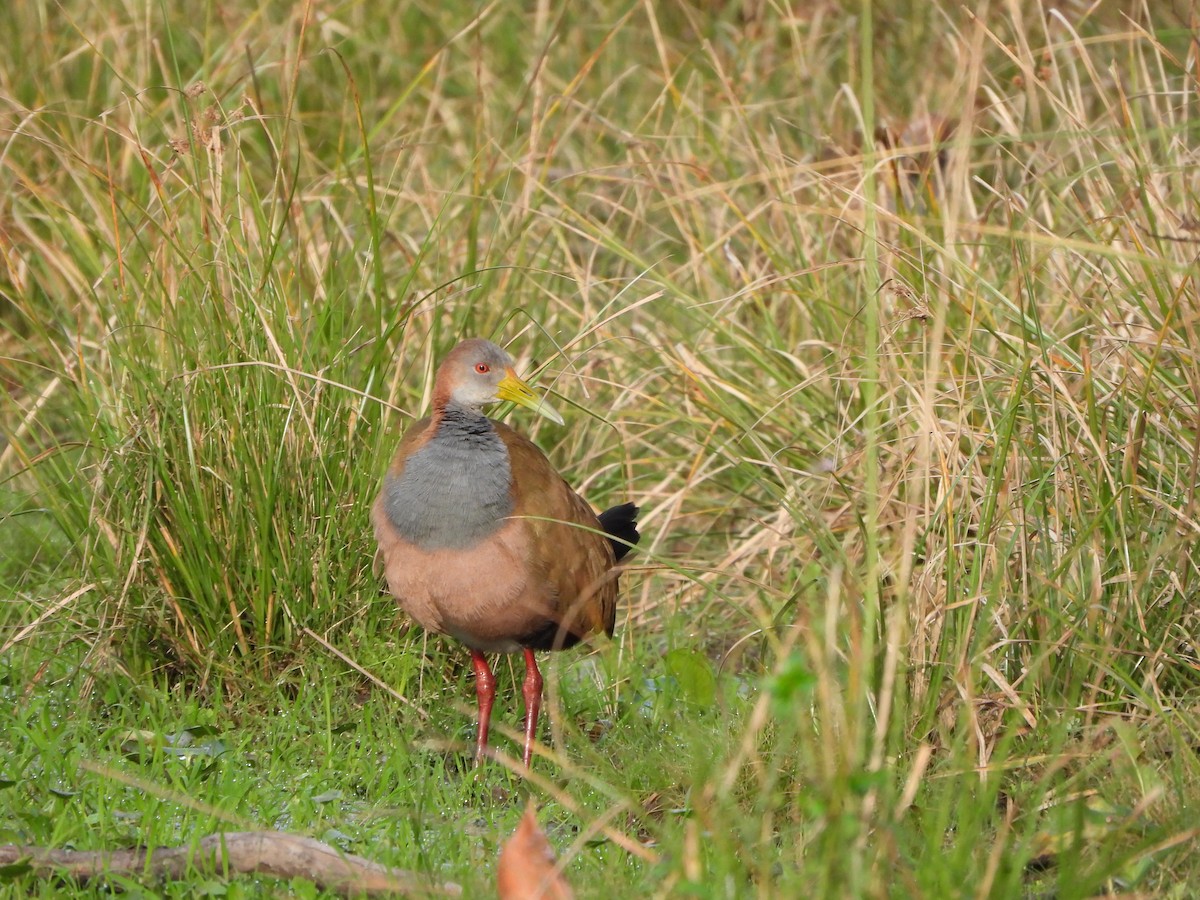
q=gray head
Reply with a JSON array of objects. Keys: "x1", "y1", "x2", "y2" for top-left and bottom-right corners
[{"x1": 433, "y1": 338, "x2": 563, "y2": 424}]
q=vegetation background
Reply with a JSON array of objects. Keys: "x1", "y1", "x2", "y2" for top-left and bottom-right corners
[{"x1": 3, "y1": 0, "x2": 1199, "y2": 896}]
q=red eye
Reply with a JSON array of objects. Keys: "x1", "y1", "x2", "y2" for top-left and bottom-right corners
[{"x1": 475, "y1": 362, "x2": 490, "y2": 374}]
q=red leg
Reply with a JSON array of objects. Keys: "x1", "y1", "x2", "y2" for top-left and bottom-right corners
[
  {"x1": 470, "y1": 650, "x2": 496, "y2": 765},
  {"x1": 521, "y1": 648, "x2": 543, "y2": 768}
]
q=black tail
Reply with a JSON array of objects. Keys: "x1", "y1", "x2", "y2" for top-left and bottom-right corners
[{"x1": 598, "y1": 502, "x2": 640, "y2": 562}]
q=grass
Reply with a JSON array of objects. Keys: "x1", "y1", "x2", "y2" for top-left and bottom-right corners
[{"x1": 3, "y1": 0, "x2": 1200, "y2": 896}]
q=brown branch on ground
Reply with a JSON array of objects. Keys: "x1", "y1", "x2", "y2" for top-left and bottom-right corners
[{"x1": 0, "y1": 831, "x2": 462, "y2": 897}]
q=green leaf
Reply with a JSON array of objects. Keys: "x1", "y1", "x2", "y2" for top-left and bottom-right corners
[
  {"x1": 765, "y1": 652, "x2": 815, "y2": 711},
  {"x1": 180, "y1": 724, "x2": 222, "y2": 738},
  {"x1": 0, "y1": 858, "x2": 32, "y2": 880},
  {"x1": 664, "y1": 649, "x2": 716, "y2": 707},
  {"x1": 848, "y1": 769, "x2": 886, "y2": 796},
  {"x1": 162, "y1": 738, "x2": 227, "y2": 760}
]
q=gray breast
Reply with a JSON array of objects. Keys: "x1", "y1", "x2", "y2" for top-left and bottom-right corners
[{"x1": 381, "y1": 409, "x2": 514, "y2": 550}]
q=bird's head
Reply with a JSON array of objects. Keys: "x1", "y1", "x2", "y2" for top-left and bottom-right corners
[{"x1": 435, "y1": 338, "x2": 564, "y2": 425}]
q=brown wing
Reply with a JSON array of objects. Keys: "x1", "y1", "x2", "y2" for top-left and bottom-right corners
[
  {"x1": 384, "y1": 416, "x2": 434, "y2": 477},
  {"x1": 495, "y1": 422, "x2": 618, "y2": 642}
]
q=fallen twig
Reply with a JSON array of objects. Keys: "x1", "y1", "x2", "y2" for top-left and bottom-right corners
[{"x1": 0, "y1": 831, "x2": 462, "y2": 897}]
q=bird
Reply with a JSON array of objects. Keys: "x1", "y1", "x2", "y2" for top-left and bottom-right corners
[{"x1": 372, "y1": 338, "x2": 639, "y2": 768}]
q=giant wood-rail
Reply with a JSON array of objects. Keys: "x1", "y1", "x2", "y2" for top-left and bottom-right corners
[{"x1": 372, "y1": 338, "x2": 639, "y2": 767}]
